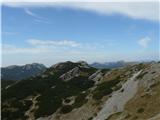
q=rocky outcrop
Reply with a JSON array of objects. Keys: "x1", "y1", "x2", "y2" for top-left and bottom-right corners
[
  {"x1": 89, "y1": 70, "x2": 103, "y2": 83},
  {"x1": 60, "y1": 67, "x2": 80, "y2": 81},
  {"x1": 138, "y1": 63, "x2": 160, "y2": 90},
  {"x1": 147, "y1": 113, "x2": 160, "y2": 120},
  {"x1": 77, "y1": 61, "x2": 90, "y2": 68}
]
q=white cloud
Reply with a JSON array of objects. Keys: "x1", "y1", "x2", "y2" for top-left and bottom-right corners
[
  {"x1": 27, "y1": 39, "x2": 81, "y2": 47},
  {"x1": 2, "y1": 44, "x2": 49, "y2": 54},
  {"x1": 138, "y1": 37, "x2": 151, "y2": 48},
  {"x1": 3, "y1": 1, "x2": 159, "y2": 21},
  {"x1": 2, "y1": 39, "x2": 81, "y2": 54},
  {"x1": 62, "y1": 2, "x2": 159, "y2": 21}
]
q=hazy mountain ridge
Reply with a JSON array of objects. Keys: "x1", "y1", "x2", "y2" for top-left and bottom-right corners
[
  {"x1": 1, "y1": 63, "x2": 47, "y2": 80},
  {"x1": 1, "y1": 61, "x2": 160, "y2": 120},
  {"x1": 90, "y1": 61, "x2": 138, "y2": 69}
]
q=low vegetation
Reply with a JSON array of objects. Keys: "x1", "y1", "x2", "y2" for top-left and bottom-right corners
[
  {"x1": 1, "y1": 80, "x2": 16, "y2": 89},
  {"x1": 137, "y1": 108, "x2": 145, "y2": 113},
  {"x1": 60, "y1": 105, "x2": 73, "y2": 114},
  {"x1": 73, "y1": 92, "x2": 88, "y2": 108},
  {"x1": 93, "y1": 78, "x2": 120, "y2": 100}
]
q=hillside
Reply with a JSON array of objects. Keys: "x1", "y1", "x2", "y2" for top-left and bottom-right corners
[{"x1": 1, "y1": 61, "x2": 160, "y2": 120}]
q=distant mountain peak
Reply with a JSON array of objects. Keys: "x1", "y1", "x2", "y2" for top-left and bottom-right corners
[
  {"x1": 1, "y1": 63, "x2": 47, "y2": 80},
  {"x1": 5, "y1": 65, "x2": 18, "y2": 69},
  {"x1": 51, "y1": 61, "x2": 89, "y2": 70},
  {"x1": 23, "y1": 63, "x2": 46, "y2": 70},
  {"x1": 51, "y1": 61, "x2": 73, "y2": 69},
  {"x1": 77, "y1": 61, "x2": 89, "y2": 68}
]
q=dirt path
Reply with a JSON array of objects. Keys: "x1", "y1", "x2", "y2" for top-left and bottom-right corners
[{"x1": 25, "y1": 95, "x2": 40, "y2": 120}]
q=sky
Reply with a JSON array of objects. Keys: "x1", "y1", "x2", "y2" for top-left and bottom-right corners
[{"x1": 1, "y1": 2, "x2": 160, "y2": 67}]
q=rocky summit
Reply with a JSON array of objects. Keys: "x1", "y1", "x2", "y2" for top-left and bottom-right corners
[{"x1": 1, "y1": 61, "x2": 160, "y2": 120}]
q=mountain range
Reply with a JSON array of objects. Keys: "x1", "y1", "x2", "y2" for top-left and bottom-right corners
[
  {"x1": 1, "y1": 61, "x2": 133, "y2": 81},
  {"x1": 1, "y1": 61, "x2": 160, "y2": 120}
]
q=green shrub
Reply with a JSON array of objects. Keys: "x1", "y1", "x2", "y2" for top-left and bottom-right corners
[
  {"x1": 93, "y1": 79, "x2": 120, "y2": 100},
  {"x1": 34, "y1": 93, "x2": 62, "y2": 118},
  {"x1": 137, "y1": 108, "x2": 144, "y2": 113},
  {"x1": 60, "y1": 105, "x2": 73, "y2": 114},
  {"x1": 88, "y1": 117, "x2": 93, "y2": 120},
  {"x1": 136, "y1": 63, "x2": 146, "y2": 70},
  {"x1": 101, "y1": 68, "x2": 110, "y2": 73},
  {"x1": 73, "y1": 93, "x2": 88, "y2": 108},
  {"x1": 1, "y1": 80, "x2": 16, "y2": 89},
  {"x1": 2, "y1": 99, "x2": 31, "y2": 120}
]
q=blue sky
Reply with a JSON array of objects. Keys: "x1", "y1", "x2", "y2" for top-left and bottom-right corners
[{"x1": 1, "y1": 2, "x2": 159, "y2": 67}]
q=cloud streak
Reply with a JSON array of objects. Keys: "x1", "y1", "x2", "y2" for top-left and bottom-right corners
[
  {"x1": 34, "y1": 19, "x2": 50, "y2": 24},
  {"x1": 27, "y1": 39, "x2": 81, "y2": 47},
  {"x1": 2, "y1": 32, "x2": 19, "y2": 35},
  {"x1": 24, "y1": 8, "x2": 50, "y2": 23}
]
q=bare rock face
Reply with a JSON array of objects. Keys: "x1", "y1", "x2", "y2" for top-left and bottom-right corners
[
  {"x1": 77, "y1": 61, "x2": 90, "y2": 68},
  {"x1": 138, "y1": 62, "x2": 160, "y2": 90},
  {"x1": 60, "y1": 67, "x2": 80, "y2": 81},
  {"x1": 89, "y1": 70, "x2": 103, "y2": 83},
  {"x1": 147, "y1": 113, "x2": 160, "y2": 120},
  {"x1": 93, "y1": 71, "x2": 142, "y2": 120}
]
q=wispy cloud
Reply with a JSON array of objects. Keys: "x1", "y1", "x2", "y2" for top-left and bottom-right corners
[
  {"x1": 2, "y1": 32, "x2": 19, "y2": 35},
  {"x1": 24, "y1": 8, "x2": 50, "y2": 23},
  {"x1": 24, "y1": 8, "x2": 43, "y2": 19},
  {"x1": 27, "y1": 39, "x2": 81, "y2": 47},
  {"x1": 3, "y1": 2, "x2": 159, "y2": 22},
  {"x1": 34, "y1": 19, "x2": 50, "y2": 24},
  {"x1": 138, "y1": 37, "x2": 151, "y2": 48}
]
